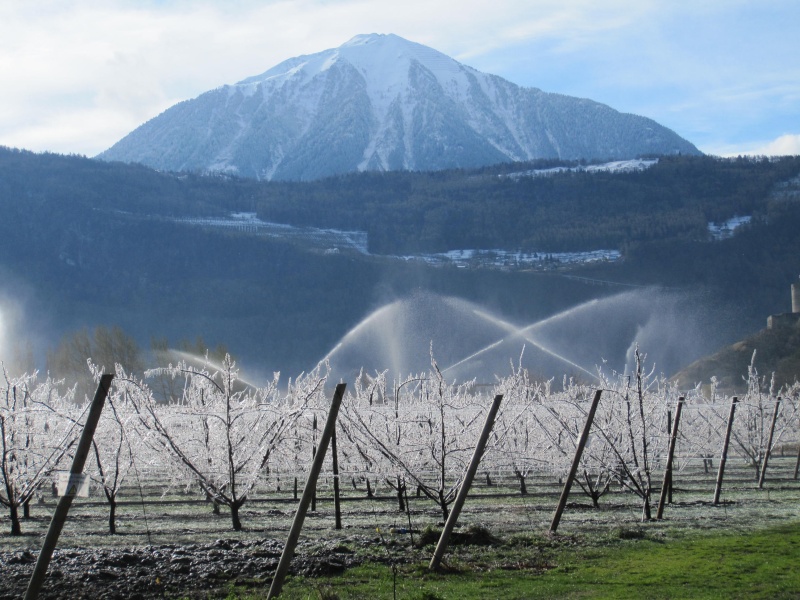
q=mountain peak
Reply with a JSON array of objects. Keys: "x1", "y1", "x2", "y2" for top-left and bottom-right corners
[
  {"x1": 98, "y1": 34, "x2": 701, "y2": 180},
  {"x1": 341, "y1": 32, "x2": 398, "y2": 46},
  {"x1": 237, "y1": 32, "x2": 464, "y2": 96}
]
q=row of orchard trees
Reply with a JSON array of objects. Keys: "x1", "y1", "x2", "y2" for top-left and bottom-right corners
[
  {"x1": 341, "y1": 349, "x2": 799, "y2": 521},
  {"x1": 0, "y1": 357, "x2": 330, "y2": 535},
  {"x1": 1, "y1": 349, "x2": 799, "y2": 535}
]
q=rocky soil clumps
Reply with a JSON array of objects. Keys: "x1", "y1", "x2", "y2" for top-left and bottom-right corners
[{"x1": 0, "y1": 537, "x2": 367, "y2": 599}]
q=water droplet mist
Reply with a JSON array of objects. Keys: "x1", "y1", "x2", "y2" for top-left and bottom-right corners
[{"x1": 320, "y1": 288, "x2": 717, "y2": 383}]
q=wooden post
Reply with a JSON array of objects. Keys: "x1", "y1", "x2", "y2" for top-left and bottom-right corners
[
  {"x1": 25, "y1": 374, "x2": 114, "y2": 600},
  {"x1": 713, "y1": 396, "x2": 738, "y2": 505},
  {"x1": 310, "y1": 446, "x2": 317, "y2": 512},
  {"x1": 656, "y1": 398, "x2": 684, "y2": 519},
  {"x1": 311, "y1": 412, "x2": 318, "y2": 512},
  {"x1": 430, "y1": 394, "x2": 502, "y2": 571},
  {"x1": 331, "y1": 424, "x2": 342, "y2": 530},
  {"x1": 666, "y1": 409, "x2": 674, "y2": 503},
  {"x1": 549, "y1": 389, "x2": 603, "y2": 534},
  {"x1": 758, "y1": 398, "x2": 781, "y2": 489},
  {"x1": 268, "y1": 383, "x2": 345, "y2": 599}
]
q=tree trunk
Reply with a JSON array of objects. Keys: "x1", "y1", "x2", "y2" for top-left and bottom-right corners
[
  {"x1": 396, "y1": 476, "x2": 405, "y2": 512},
  {"x1": 641, "y1": 493, "x2": 652, "y2": 521},
  {"x1": 515, "y1": 470, "x2": 528, "y2": 495},
  {"x1": 23, "y1": 499, "x2": 30, "y2": 519},
  {"x1": 108, "y1": 498, "x2": 117, "y2": 535},
  {"x1": 9, "y1": 504, "x2": 21, "y2": 536},
  {"x1": 231, "y1": 502, "x2": 242, "y2": 531},
  {"x1": 438, "y1": 491, "x2": 449, "y2": 521}
]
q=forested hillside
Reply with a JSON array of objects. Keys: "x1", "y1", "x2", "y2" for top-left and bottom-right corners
[
  {"x1": 251, "y1": 155, "x2": 800, "y2": 254},
  {"x1": 4, "y1": 148, "x2": 799, "y2": 256},
  {"x1": 1, "y1": 146, "x2": 799, "y2": 379}
]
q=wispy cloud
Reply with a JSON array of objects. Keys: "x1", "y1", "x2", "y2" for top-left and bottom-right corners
[{"x1": 721, "y1": 134, "x2": 800, "y2": 158}]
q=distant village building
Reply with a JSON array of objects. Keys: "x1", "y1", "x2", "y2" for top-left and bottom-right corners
[{"x1": 767, "y1": 279, "x2": 800, "y2": 329}]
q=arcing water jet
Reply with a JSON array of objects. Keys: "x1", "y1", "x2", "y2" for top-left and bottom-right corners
[{"x1": 320, "y1": 288, "x2": 718, "y2": 383}]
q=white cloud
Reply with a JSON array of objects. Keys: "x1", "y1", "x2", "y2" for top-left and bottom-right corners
[
  {"x1": 702, "y1": 134, "x2": 800, "y2": 158},
  {"x1": 752, "y1": 134, "x2": 800, "y2": 157}
]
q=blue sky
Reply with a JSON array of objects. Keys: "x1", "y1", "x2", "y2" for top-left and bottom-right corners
[{"x1": 0, "y1": 0, "x2": 798, "y2": 157}]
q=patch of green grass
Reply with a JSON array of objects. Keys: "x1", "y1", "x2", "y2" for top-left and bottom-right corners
[{"x1": 269, "y1": 521, "x2": 800, "y2": 599}]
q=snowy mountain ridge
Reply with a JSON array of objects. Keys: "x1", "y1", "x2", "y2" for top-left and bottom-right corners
[{"x1": 98, "y1": 33, "x2": 701, "y2": 181}]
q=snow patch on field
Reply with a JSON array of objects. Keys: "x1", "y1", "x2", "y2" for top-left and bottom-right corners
[
  {"x1": 708, "y1": 215, "x2": 751, "y2": 240},
  {"x1": 405, "y1": 248, "x2": 621, "y2": 269},
  {"x1": 172, "y1": 212, "x2": 369, "y2": 254},
  {"x1": 504, "y1": 158, "x2": 659, "y2": 179},
  {"x1": 171, "y1": 212, "x2": 621, "y2": 269}
]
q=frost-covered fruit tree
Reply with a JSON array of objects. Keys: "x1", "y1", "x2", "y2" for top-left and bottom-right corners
[
  {"x1": 121, "y1": 355, "x2": 326, "y2": 531},
  {"x1": 1, "y1": 370, "x2": 77, "y2": 535},
  {"x1": 340, "y1": 354, "x2": 487, "y2": 520}
]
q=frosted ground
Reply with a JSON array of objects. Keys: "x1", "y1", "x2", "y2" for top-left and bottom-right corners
[{"x1": 1, "y1": 459, "x2": 798, "y2": 599}]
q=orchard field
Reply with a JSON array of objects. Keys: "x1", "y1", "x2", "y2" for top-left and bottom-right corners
[
  {"x1": 2, "y1": 454, "x2": 799, "y2": 548},
  {"x1": 2, "y1": 350, "x2": 800, "y2": 598}
]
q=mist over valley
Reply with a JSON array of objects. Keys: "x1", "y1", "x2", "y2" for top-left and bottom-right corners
[{"x1": 2, "y1": 146, "x2": 799, "y2": 389}]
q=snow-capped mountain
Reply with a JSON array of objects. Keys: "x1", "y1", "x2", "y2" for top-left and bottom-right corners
[{"x1": 98, "y1": 33, "x2": 701, "y2": 181}]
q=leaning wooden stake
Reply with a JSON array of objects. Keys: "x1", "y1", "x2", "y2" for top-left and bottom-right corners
[
  {"x1": 656, "y1": 397, "x2": 684, "y2": 519},
  {"x1": 25, "y1": 374, "x2": 114, "y2": 600},
  {"x1": 430, "y1": 394, "x2": 503, "y2": 571},
  {"x1": 713, "y1": 396, "x2": 738, "y2": 505},
  {"x1": 549, "y1": 389, "x2": 603, "y2": 534},
  {"x1": 267, "y1": 383, "x2": 346, "y2": 599},
  {"x1": 758, "y1": 397, "x2": 781, "y2": 489}
]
